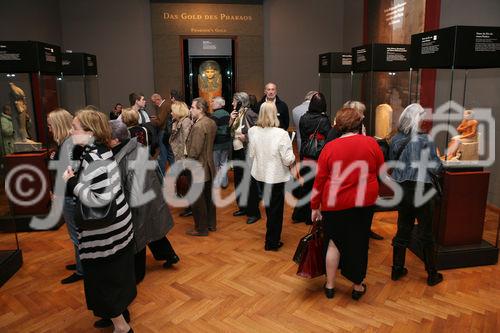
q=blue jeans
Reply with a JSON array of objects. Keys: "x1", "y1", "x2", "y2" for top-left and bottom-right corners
[
  {"x1": 213, "y1": 149, "x2": 229, "y2": 188},
  {"x1": 158, "y1": 130, "x2": 175, "y2": 175},
  {"x1": 63, "y1": 197, "x2": 83, "y2": 275}
]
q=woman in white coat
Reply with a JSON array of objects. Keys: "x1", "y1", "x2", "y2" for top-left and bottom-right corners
[{"x1": 247, "y1": 102, "x2": 296, "y2": 251}]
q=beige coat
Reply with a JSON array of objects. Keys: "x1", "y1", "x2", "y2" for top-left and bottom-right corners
[
  {"x1": 186, "y1": 115, "x2": 217, "y2": 182},
  {"x1": 169, "y1": 116, "x2": 192, "y2": 161}
]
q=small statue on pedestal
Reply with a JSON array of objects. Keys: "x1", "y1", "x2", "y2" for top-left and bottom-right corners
[{"x1": 444, "y1": 110, "x2": 478, "y2": 161}]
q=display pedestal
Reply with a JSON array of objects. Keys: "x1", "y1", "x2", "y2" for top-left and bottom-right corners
[
  {"x1": 375, "y1": 181, "x2": 396, "y2": 212},
  {"x1": 0, "y1": 249, "x2": 23, "y2": 287},
  {"x1": 13, "y1": 141, "x2": 42, "y2": 153},
  {"x1": 409, "y1": 168, "x2": 499, "y2": 269},
  {"x1": 0, "y1": 150, "x2": 63, "y2": 232},
  {"x1": 0, "y1": 214, "x2": 64, "y2": 232}
]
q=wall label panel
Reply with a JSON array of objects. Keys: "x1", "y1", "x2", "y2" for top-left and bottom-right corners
[{"x1": 151, "y1": 2, "x2": 264, "y2": 100}]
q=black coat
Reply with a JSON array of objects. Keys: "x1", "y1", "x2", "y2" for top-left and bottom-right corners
[
  {"x1": 257, "y1": 95, "x2": 289, "y2": 130},
  {"x1": 299, "y1": 111, "x2": 331, "y2": 159}
]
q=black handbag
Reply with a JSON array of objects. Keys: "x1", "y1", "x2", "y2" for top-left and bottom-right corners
[
  {"x1": 301, "y1": 119, "x2": 325, "y2": 160},
  {"x1": 75, "y1": 197, "x2": 118, "y2": 231},
  {"x1": 428, "y1": 170, "x2": 443, "y2": 197}
]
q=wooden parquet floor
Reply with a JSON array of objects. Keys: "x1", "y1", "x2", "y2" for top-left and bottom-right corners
[{"x1": 1, "y1": 193, "x2": 500, "y2": 332}]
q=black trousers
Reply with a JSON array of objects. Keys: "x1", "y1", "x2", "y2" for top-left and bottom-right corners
[
  {"x1": 148, "y1": 237, "x2": 177, "y2": 261},
  {"x1": 291, "y1": 163, "x2": 315, "y2": 223},
  {"x1": 393, "y1": 181, "x2": 436, "y2": 249},
  {"x1": 134, "y1": 237, "x2": 178, "y2": 283},
  {"x1": 191, "y1": 180, "x2": 216, "y2": 233},
  {"x1": 248, "y1": 178, "x2": 285, "y2": 247},
  {"x1": 246, "y1": 177, "x2": 261, "y2": 218},
  {"x1": 232, "y1": 148, "x2": 247, "y2": 210}
]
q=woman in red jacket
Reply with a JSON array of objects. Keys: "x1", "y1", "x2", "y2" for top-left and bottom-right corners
[{"x1": 311, "y1": 107, "x2": 384, "y2": 300}]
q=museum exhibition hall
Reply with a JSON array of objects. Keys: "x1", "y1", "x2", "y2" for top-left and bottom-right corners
[{"x1": 0, "y1": 0, "x2": 499, "y2": 332}]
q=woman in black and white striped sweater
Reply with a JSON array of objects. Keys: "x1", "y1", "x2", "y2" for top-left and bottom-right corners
[{"x1": 63, "y1": 109, "x2": 135, "y2": 333}]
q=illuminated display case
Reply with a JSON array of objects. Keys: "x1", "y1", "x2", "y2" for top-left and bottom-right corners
[
  {"x1": 318, "y1": 52, "x2": 353, "y2": 119},
  {"x1": 183, "y1": 38, "x2": 235, "y2": 107},
  {"x1": 59, "y1": 52, "x2": 100, "y2": 113},
  {"x1": 351, "y1": 43, "x2": 418, "y2": 138},
  {"x1": 408, "y1": 26, "x2": 500, "y2": 269},
  {"x1": 0, "y1": 41, "x2": 61, "y2": 148},
  {"x1": 411, "y1": 25, "x2": 499, "y2": 166},
  {"x1": 0, "y1": 41, "x2": 62, "y2": 236}
]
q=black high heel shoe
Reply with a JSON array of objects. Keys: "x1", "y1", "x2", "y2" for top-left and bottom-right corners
[
  {"x1": 323, "y1": 283, "x2": 335, "y2": 299},
  {"x1": 351, "y1": 283, "x2": 366, "y2": 301}
]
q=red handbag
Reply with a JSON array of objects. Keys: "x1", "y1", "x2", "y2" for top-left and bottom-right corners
[{"x1": 296, "y1": 221, "x2": 326, "y2": 279}]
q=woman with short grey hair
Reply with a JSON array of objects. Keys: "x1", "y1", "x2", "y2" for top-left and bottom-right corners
[
  {"x1": 228, "y1": 91, "x2": 258, "y2": 217},
  {"x1": 109, "y1": 119, "x2": 178, "y2": 283},
  {"x1": 389, "y1": 103, "x2": 444, "y2": 287},
  {"x1": 211, "y1": 96, "x2": 231, "y2": 188},
  {"x1": 109, "y1": 118, "x2": 130, "y2": 142}
]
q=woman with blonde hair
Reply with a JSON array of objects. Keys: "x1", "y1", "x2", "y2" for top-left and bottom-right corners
[
  {"x1": 169, "y1": 101, "x2": 193, "y2": 215},
  {"x1": 63, "y1": 108, "x2": 136, "y2": 333},
  {"x1": 246, "y1": 101, "x2": 295, "y2": 250},
  {"x1": 47, "y1": 108, "x2": 85, "y2": 284},
  {"x1": 169, "y1": 101, "x2": 192, "y2": 161}
]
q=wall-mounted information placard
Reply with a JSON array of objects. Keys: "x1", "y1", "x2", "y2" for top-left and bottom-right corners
[
  {"x1": 352, "y1": 43, "x2": 410, "y2": 72},
  {"x1": 0, "y1": 41, "x2": 61, "y2": 74},
  {"x1": 318, "y1": 52, "x2": 352, "y2": 73},
  {"x1": 62, "y1": 53, "x2": 98, "y2": 76},
  {"x1": 411, "y1": 26, "x2": 500, "y2": 69}
]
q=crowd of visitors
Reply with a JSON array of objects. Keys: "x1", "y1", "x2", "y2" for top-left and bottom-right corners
[{"x1": 46, "y1": 81, "x2": 444, "y2": 331}]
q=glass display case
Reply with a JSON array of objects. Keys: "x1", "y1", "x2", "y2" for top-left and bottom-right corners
[
  {"x1": 411, "y1": 26, "x2": 499, "y2": 167},
  {"x1": 0, "y1": 41, "x2": 62, "y2": 235},
  {"x1": 408, "y1": 25, "x2": 500, "y2": 269},
  {"x1": 0, "y1": 73, "x2": 38, "y2": 155},
  {"x1": 318, "y1": 52, "x2": 353, "y2": 119},
  {"x1": 351, "y1": 43, "x2": 417, "y2": 138},
  {"x1": 59, "y1": 52, "x2": 100, "y2": 113},
  {"x1": 0, "y1": 41, "x2": 61, "y2": 147},
  {"x1": 183, "y1": 38, "x2": 235, "y2": 107}
]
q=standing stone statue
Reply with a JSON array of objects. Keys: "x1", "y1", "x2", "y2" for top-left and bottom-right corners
[
  {"x1": 8, "y1": 82, "x2": 41, "y2": 152},
  {"x1": 9, "y1": 82, "x2": 30, "y2": 141}
]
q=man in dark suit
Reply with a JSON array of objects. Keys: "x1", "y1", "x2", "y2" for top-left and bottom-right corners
[
  {"x1": 151, "y1": 93, "x2": 174, "y2": 174},
  {"x1": 185, "y1": 97, "x2": 217, "y2": 236},
  {"x1": 257, "y1": 82, "x2": 289, "y2": 130}
]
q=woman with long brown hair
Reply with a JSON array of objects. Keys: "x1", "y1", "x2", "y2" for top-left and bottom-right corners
[{"x1": 47, "y1": 109, "x2": 84, "y2": 284}]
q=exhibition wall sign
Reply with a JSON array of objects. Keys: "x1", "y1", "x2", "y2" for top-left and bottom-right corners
[
  {"x1": 150, "y1": 2, "x2": 263, "y2": 101},
  {"x1": 0, "y1": 41, "x2": 62, "y2": 74},
  {"x1": 411, "y1": 26, "x2": 500, "y2": 69},
  {"x1": 318, "y1": 52, "x2": 352, "y2": 73}
]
